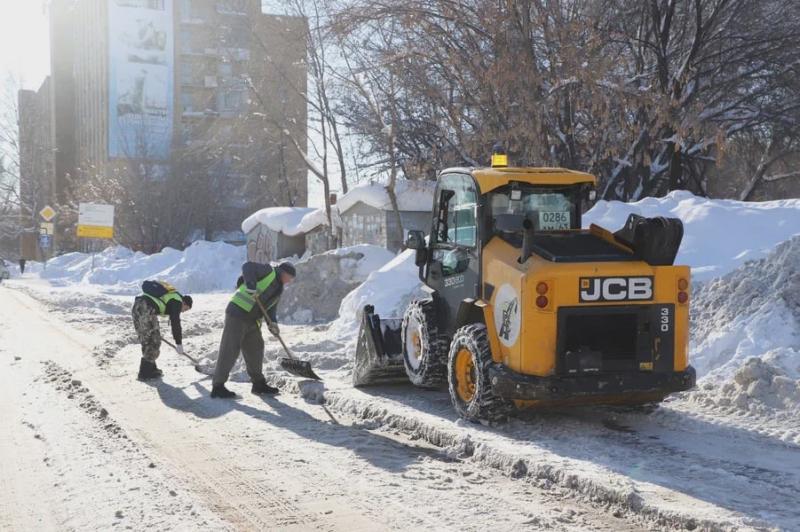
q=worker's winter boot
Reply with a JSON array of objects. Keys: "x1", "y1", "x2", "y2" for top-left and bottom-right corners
[
  {"x1": 137, "y1": 358, "x2": 163, "y2": 381},
  {"x1": 210, "y1": 384, "x2": 237, "y2": 399},
  {"x1": 251, "y1": 378, "x2": 279, "y2": 396}
]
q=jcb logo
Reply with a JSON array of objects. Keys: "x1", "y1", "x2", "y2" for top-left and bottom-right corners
[{"x1": 579, "y1": 276, "x2": 653, "y2": 302}]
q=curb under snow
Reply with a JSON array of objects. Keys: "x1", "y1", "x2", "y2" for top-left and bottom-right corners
[{"x1": 270, "y1": 376, "x2": 757, "y2": 531}]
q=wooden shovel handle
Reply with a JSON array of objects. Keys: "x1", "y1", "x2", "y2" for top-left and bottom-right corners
[{"x1": 253, "y1": 295, "x2": 295, "y2": 361}]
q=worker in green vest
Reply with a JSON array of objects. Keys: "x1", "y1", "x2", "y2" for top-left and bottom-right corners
[
  {"x1": 211, "y1": 261, "x2": 296, "y2": 398},
  {"x1": 132, "y1": 280, "x2": 193, "y2": 381}
]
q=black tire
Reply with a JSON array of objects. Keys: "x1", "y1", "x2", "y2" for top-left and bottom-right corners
[
  {"x1": 401, "y1": 299, "x2": 449, "y2": 388},
  {"x1": 447, "y1": 324, "x2": 513, "y2": 424}
]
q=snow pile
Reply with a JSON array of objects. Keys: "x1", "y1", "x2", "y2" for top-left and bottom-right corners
[
  {"x1": 680, "y1": 236, "x2": 800, "y2": 419},
  {"x1": 241, "y1": 206, "x2": 326, "y2": 235},
  {"x1": 690, "y1": 235, "x2": 800, "y2": 380},
  {"x1": 41, "y1": 241, "x2": 246, "y2": 294},
  {"x1": 326, "y1": 244, "x2": 397, "y2": 280},
  {"x1": 585, "y1": 191, "x2": 800, "y2": 281},
  {"x1": 718, "y1": 358, "x2": 800, "y2": 411},
  {"x1": 331, "y1": 249, "x2": 425, "y2": 339},
  {"x1": 336, "y1": 179, "x2": 436, "y2": 214},
  {"x1": 278, "y1": 245, "x2": 395, "y2": 324}
]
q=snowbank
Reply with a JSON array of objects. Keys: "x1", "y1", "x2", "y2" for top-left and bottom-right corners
[
  {"x1": 241, "y1": 206, "x2": 325, "y2": 236},
  {"x1": 679, "y1": 236, "x2": 800, "y2": 420},
  {"x1": 336, "y1": 179, "x2": 436, "y2": 214},
  {"x1": 585, "y1": 191, "x2": 800, "y2": 281},
  {"x1": 330, "y1": 249, "x2": 425, "y2": 339},
  {"x1": 327, "y1": 244, "x2": 396, "y2": 281},
  {"x1": 689, "y1": 235, "x2": 800, "y2": 379},
  {"x1": 278, "y1": 245, "x2": 396, "y2": 324},
  {"x1": 41, "y1": 241, "x2": 246, "y2": 295}
]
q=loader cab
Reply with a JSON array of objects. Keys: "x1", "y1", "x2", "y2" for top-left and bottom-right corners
[{"x1": 406, "y1": 168, "x2": 594, "y2": 336}]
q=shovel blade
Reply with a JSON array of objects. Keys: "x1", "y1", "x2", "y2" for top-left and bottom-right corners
[{"x1": 279, "y1": 357, "x2": 322, "y2": 381}]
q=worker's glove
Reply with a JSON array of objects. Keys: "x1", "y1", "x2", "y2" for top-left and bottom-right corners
[
  {"x1": 267, "y1": 322, "x2": 280, "y2": 336},
  {"x1": 176, "y1": 344, "x2": 185, "y2": 355}
]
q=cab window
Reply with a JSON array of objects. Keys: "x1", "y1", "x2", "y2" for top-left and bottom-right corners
[
  {"x1": 434, "y1": 174, "x2": 477, "y2": 248},
  {"x1": 489, "y1": 184, "x2": 581, "y2": 233}
]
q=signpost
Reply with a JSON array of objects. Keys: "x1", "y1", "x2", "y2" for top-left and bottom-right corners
[{"x1": 37, "y1": 205, "x2": 57, "y2": 268}]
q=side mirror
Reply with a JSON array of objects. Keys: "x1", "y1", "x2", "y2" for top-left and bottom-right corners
[{"x1": 406, "y1": 230, "x2": 425, "y2": 250}]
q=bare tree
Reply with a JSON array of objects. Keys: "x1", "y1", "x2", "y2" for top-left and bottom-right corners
[
  {"x1": 330, "y1": 0, "x2": 800, "y2": 200},
  {"x1": 244, "y1": 1, "x2": 348, "y2": 248},
  {"x1": 333, "y1": 17, "x2": 409, "y2": 240}
]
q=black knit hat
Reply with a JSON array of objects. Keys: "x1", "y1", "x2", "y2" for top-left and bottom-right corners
[
  {"x1": 277, "y1": 262, "x2": 296, "y2": 278},
  {"x1": 182, "y1": 295, "x2": 193, "y2": 308}
]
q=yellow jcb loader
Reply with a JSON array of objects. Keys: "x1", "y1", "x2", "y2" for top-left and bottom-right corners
[{"x1": 354, "y1": 150, "x2": 695, "y2": 423}]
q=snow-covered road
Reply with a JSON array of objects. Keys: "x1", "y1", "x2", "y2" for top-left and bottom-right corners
[{"x1": 1, "y1": 284, "x2": 655, "y2": 531}]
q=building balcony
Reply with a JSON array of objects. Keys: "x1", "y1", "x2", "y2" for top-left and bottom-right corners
[
  {"x1": 215, "y1": 3, "x2": 248, "y2": 16},
  {"x1": 180, "y1": 76, "x2": 219, "y2": 89},
  {"x1": 179, "y1": 48, "x2": 221, "y2": 58},
  {"x1": 181, "y1": 108, "x2": 220, "y2": 118},
  {"x1": 218, "y1": 48, "x2": 250, "y2": 62}
]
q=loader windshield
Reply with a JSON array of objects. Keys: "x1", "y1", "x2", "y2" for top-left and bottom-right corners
[{"x1": 489, "y1": 184, "x2": 582, "y2": 233}]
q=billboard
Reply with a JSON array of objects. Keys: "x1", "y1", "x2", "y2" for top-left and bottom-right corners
[{"x1": 108, "y1": 0, "x2": 174, "y2": 161}]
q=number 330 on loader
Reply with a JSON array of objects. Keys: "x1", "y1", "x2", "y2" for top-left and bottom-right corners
[{"x1": 354, "y1": 150, "x2": 696, "y2": 423}]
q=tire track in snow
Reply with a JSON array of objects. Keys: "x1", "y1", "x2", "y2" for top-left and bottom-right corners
[{"x1": 275, "y1": 377, "x2": 794, "y2": 530}]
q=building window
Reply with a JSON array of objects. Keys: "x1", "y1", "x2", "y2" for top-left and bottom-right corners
[
  {"x1": 221, "y1": 90, "x2": 242, "y2": 111},
  {"x1": 180, "y1": 64, "x2": 193, "y2": 85},
  {"x1": 181, "y1": 92, "x2": 194, "y2": 112}
]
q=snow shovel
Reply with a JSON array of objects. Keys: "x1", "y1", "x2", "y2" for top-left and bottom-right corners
[
  {"x1": 161, "y1": 338, "x2": 204, "y2": 373},
  {"x1": 254, "y1": 297, "x2": 322, "y2": 381}
]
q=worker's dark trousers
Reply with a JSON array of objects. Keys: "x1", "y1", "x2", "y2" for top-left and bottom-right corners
[{"x1": 213, "y1": 313, "x2": 265, "y2": 386}]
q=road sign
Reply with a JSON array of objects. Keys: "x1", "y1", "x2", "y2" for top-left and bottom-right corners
[
  {"x1": 77, "y1": 203, "x2": 115, "y2": 239},
  {"x1": 40, "y1": 222, "x2": 54, "y2": 235},
  {"x1": 39, "y1": 205, "x2": 57, "y2": 222},
  {"x1": 39, "y1": 234, "x2": 52, "y2": 250}
]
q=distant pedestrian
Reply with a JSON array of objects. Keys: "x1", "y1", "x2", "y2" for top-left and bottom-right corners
[
  {"x1": 211, "y1": 262, "x2": 296, "y2": 398},
  {"x1": 132, "y1": 280, "x2": 193, "y2": 380},
  {"x1": 18, "y1": 259, "x2": 26, "y2": 274}
]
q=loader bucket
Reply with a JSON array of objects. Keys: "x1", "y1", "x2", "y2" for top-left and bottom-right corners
[{"x1": 353, "y1": 305, "x2": 407, "y2": 387}]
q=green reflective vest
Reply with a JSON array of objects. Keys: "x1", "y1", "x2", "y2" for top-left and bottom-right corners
[
  {"x1": 230, "y1": 269, "x2": 277, "y2": 313},
  {"x1": 143, "y1": 291, "x2": 183, "y2": 315}
]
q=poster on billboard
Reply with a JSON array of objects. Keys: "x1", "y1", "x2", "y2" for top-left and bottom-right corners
[
  {"x1": 108, "y1": 0, "x2": 174, "y2": 161},
  {"x1": 77, "y1": 203, "x2": 115, "y2": 239}
]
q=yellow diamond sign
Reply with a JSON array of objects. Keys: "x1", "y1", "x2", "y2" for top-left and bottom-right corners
[{"x1": 39, "y1": 205, "x2": 57, "y2": 222}]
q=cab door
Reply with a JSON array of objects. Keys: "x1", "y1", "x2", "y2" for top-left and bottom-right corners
[{"x1": 426, "y1": 173, "x2": 480, "y2": 335}]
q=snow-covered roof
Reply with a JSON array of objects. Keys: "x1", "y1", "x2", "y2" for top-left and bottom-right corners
[
  {"x1": 241, "y1": 207, "x2": 327, "y2": 236},
  {"x1": 336, "y1": 180, "x2": 436, "y2": 214}
]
